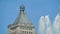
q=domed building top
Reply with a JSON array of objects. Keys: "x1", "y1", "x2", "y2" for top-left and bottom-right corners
[
  {"x1": 8, "y1": 5, "x2": 36, "y2": 34},
  {"x1": 20, "y1": 5, "x2": 25, "y2": 11},
  {"x1": 13, "y1": 5, "x2": 32, "y2": 25}
]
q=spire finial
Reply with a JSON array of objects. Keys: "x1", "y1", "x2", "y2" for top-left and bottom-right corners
[{"x1": 20, "y1": 5, "x2": 25, "y2": 11}]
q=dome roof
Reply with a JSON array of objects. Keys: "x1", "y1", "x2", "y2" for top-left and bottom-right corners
[
  {"x1": 14, "y1": 5, "x2": 32, "y2": 25},
  {"x1": 20, "y1": 5, "x2": 25, "y2": 10}
]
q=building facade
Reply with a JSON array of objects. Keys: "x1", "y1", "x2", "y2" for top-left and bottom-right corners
[{"x1": 8, "y1": 5, "x2": 36, "y2": 34}]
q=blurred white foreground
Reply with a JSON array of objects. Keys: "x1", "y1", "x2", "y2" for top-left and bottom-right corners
[{"x1": 39, "y1": 14, "x2": 60, "y2": 34}]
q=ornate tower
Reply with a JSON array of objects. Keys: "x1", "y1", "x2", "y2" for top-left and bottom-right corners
[{"x1": 8, "y1": 5, "x2": 35, "y2": 34}]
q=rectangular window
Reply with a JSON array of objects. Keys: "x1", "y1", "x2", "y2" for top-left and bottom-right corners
[
  {"x1": 29, "y1": 32, "x2": 30, "y2": 34},
  {"x1": 31, "y1": 32, "x2": 32, "y2": 34}
]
